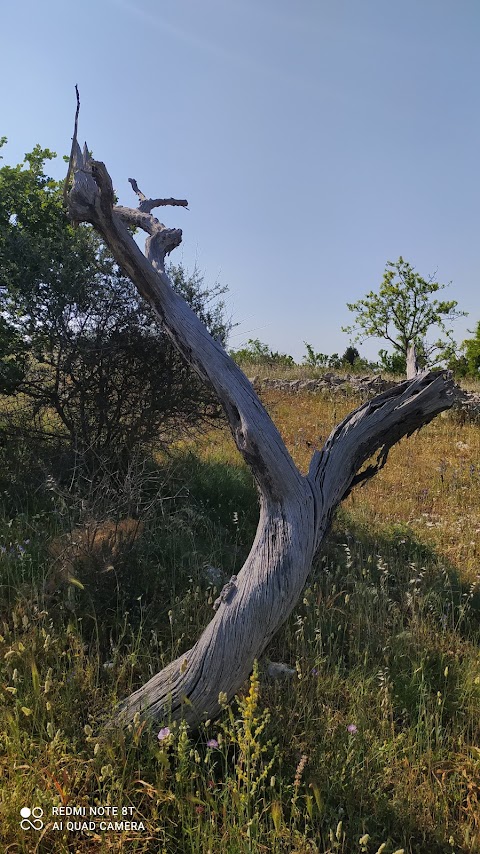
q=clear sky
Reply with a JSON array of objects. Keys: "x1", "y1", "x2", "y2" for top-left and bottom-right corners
[{"x1": 1, "y1": 0, "x2": 479, "y2": 361}]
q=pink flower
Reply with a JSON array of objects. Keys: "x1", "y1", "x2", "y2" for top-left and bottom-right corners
[
  {"x1": 347, "y1": 724, "x2": 358, "y2": 734},
  {"x1": 157, "y1": 727, "x2": 171, "y2": 741},
  {"x1": 206, "y1": 738, "x2": 219, "y2": 749}
]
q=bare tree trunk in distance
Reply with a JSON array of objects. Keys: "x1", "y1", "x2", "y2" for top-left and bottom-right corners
[
  {"x1": 406, "y1": 342, "x2": 419, "y2": 379},
  {"x1": 66, "y1": 130, "x2": 454, "y2": 728}
]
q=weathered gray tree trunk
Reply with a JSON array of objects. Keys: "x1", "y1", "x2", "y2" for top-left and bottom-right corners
[{"x1": 66, "y1": 137, "x2": 454, "y2": 728}]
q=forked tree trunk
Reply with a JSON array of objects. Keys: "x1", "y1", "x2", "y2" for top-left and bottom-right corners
[{"x1": 66, "y1": 135, "x2": 454, "y2": 727}]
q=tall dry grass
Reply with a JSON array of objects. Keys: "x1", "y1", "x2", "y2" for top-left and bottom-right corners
[{"x1": 0, "y1": 381, "x2": 479, "y2": 852}]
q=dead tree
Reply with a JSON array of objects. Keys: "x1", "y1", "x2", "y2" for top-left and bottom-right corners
[{"x1": 66, "y1": 134, "x2": 454, "y2": 728}]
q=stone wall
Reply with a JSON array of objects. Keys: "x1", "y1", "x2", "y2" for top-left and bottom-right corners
[{"x1": 249, "y1": 373, "x2": 480, "y2": 420}]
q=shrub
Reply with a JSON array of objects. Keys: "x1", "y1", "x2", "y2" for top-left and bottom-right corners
[{"x1": 0, "y1": 141, "x2": 231, "y2": 478}]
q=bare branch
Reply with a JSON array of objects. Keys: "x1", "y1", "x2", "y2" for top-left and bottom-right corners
[
  {"x1": 308, "y1": 369, "x2": 454, "y2": 553},
  {"x1": 128, "y1": 177, "x2": 146, "y2": 203},
  {"x1": 114, "y1": 205, "x2": 183, "y2": 262},
  {"x1": 128, "y1": 177, "x2": 188, "y2": 212},
  {"x1": 63, "y1": 85, "x2": 80, "y2": 208}
]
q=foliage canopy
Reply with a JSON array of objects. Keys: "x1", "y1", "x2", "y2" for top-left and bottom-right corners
[
  {"x1": 0, "y1": 140, "x2": 230, "y2": 475},
  {"x1": 343, "y1": 257, "x2": 466, "y2": 373},
  {"x1": 450, "y1": 321, "x2": 480, "y2": 378}
]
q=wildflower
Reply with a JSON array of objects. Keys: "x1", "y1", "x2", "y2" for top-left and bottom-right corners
[
  {"x1": 206, "y1": 738, "x2": 218, "y2": 749},
  {"x1": 347, "y1": 723, "x2": 358, "y2": 734},
  {"x1": 294, "y1": 754, "x2": 308, "y2": 788},
  {"x1": 157, "y1": 727, "x2": 171, "y2": 741},
  {"x1": 311, "y1": 667, "x2": 319, "y2": 677}
]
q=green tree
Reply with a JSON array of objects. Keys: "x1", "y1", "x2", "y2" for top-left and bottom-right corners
[
  {"x1": 342, "y1": 257, "x2": 466, "y2": 377},
  {"x1": 0, "y1": 141, "x2": 229, "y2": 475},
  {"x1": 461, "y1": 321, "x2": 480, "y2": 377},
  {"x1": 378, "y1": 348, "x2": 407, "y2": 376},
  {"x1": 341, "y1": 345, "x2": 359, "y2": 367}
]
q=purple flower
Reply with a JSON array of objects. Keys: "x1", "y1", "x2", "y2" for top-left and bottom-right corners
[
  {"x1": 157, "y1": 727, "x2": 171, "y2": 741},
  {"x1": 347, "y1": 724, "x2": 358, "y2": 734},
  {"x1": 311, "y1": 668, "x2": 319, "y2": 677},
  {"x1": 206, "y1": 738, "x2": 218, "y2": 749}
]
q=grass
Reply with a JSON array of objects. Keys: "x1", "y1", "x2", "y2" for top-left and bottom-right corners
[
  {"x1": 257, "y1": 387, "x2": 480, "y2": 579},
  {"x1": 0, "y1": 381, "x2": 479, "y2": 852}
]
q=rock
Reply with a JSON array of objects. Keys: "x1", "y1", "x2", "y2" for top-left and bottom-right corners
[
  {"x1": 251, "y1": 374, "x2": 479, "y2": 418},
  {"x1": 266, "y1": 661, "x2": 297, "y2": 679}
]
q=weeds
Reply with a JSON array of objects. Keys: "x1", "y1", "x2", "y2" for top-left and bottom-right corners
[{"x1": 0, "y1": 386, "x2": 479, "y2": 851}]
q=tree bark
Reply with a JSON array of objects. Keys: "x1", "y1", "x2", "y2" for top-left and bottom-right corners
[
  {"x1": 406, "y1": 342, "x2": 419, "y2": 379},
  {"x1": 66, "y1": 139, "x2": 454, "y2": 727}
]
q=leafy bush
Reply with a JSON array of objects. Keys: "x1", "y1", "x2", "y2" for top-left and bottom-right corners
[
  {"x1": 461, "y1": 321, "x2": 480, "y2": 377},
  {"x1": 230, "y1": 338, "x2": 295, "y2": 367},
  {"x1": 0, "y1": 141, "x2": 230, "y2": 477},
  {"x1": 378, "y1": 348, "x2": 408, "y2": 376},
  {"x1": 302, "y1": 342, "x2": 329, "y2": 369}
]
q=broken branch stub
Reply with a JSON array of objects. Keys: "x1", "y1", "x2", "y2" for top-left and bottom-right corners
[{"x1": 66, "y1": 129, "x2": 454, "y2": 727}]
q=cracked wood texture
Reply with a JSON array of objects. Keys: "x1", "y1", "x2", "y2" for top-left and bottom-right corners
[{"x1": 66, "y1": 140, "x2": 454, "y2": 727}]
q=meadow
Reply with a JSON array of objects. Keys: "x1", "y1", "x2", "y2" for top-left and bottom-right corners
[{"x1": 0, "y1": 378, "x2": 479, "y2": 853}]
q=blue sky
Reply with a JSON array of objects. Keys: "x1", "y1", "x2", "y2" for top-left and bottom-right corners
[{"x1": 1, "y1": 0, "x2": 479, "y2": 360}]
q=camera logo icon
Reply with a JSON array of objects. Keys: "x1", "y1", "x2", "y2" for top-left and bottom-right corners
[{"x1": 20, "y1": 807, "x2": 44, "y2": 831}]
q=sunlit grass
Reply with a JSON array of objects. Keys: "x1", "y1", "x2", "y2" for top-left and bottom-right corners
[
  {"x1": 1, "y1": 381, "x2": 479, "y2": 852},
  {"x1": 198, "y1": 386, "x2": 480, "y2": 581}
]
